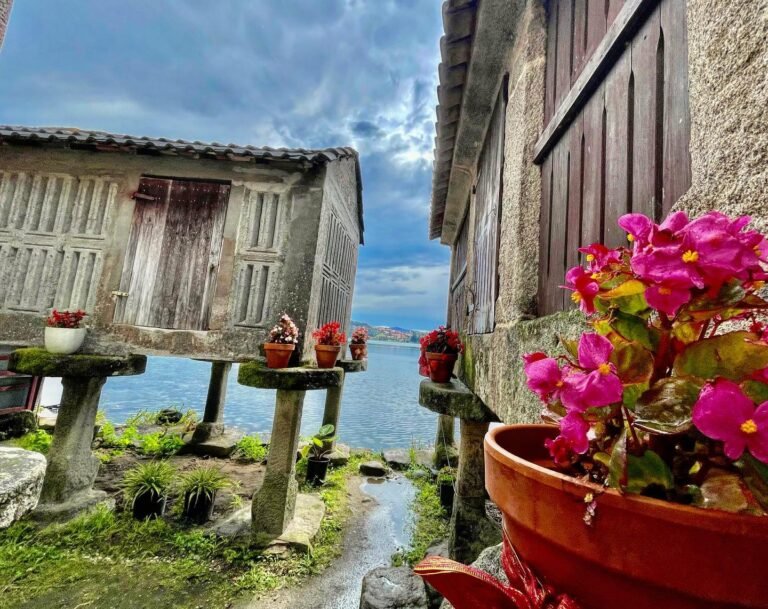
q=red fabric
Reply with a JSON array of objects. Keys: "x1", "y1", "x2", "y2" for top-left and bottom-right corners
[{"x1": 415, "y1": 533, "x2": 582, "y2": 609}]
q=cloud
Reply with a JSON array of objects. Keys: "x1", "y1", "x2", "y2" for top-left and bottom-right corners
[{"x1": 0, "y1": 0, "x2": 450, "y2": 328}]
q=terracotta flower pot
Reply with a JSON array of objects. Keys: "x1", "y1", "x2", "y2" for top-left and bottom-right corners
[
  {"x1": 315, "y1": 344, "x2": 341, "y2": 368},
  {"x1": 425, "y1": 352, "x2": 457, "y2": 383},
  {"x1": 263, "y1": 342, "x2": 295, "y2": 369},
  {"x1": 349, "y1": 343, "x2": 367, "y2": 360},
  {"x1": 44, "y1": 327, "x2": 86, "y2": 354},
  {"x1": 485, "y1": 424, "x2": 768, "y2": 609}
]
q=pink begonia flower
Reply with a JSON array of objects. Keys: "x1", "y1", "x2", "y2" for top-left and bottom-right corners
[
  {"x1": 578, "y1": 243, "x2": 621, "y2": 272},
  {"x1": 559, "y1": 412, "x2": 590, "y2": 454},
  {"x1": 644, "y1": 282, "x2": 691, "y2": 316},
  {"x1": 563, "y1": 266, "x2": 600, "y2": 314},
  {"x1": 692, "y1": 379, "x2": 768, "y2": 463},
  {"x1": 523, "y1": 355, "x2": 588, "y2": 410},
  {"x1": 570, "y1": 333, "x2": 624, "y2": 410}
]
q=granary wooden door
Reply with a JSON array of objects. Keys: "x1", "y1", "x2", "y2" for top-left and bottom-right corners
[{"x1": 113, "y1": 177, "x2": 230, "y2": 330}]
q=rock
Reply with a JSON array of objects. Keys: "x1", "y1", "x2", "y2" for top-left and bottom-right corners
[
  {"x1": 439, "y1": 544, "x2": 505, "y2": 609},
  {"x1": 328, "y1": 443, "x2": 350, "y2": 466},
  {"x1": 360, "y1": 460, "x2": 387, "y2": 477},
  {"x1": 0, "y1": 410, "x2": 37, "y2": 440},
  {"x1": 237, "y1": 362, "x2": 342, "y2": 391},
  {"x1": 360, "y1": 566, "x2": 429, "y2": 609},
  {"x1": 156, "y1": 408, "x2": 183, "y2": 424},
  {"x1": 418, "y1": 379, "x2": 499, "y2": 423},
  {"x1": 185, "y1": 428, "x2": 243, "y2": 458},
  {"x1": 8, "y1": 348, "x2": 146, "y2": 378},
  {"x1": 0, "y1": 447, "x2": 46, "y2": 528},
  {"x1": 383, "y1": 448, "x2": 433, "y2": 471}
]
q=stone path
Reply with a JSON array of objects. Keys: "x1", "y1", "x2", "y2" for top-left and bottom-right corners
[{"x1": 239, "y1": 475, "x2": 415, "y2": 609}]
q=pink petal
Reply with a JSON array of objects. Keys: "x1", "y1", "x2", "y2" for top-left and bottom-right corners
[
  {"x1": 619, "y1": 214, "x2": 653, "y2": 244},
  {"x1": 578, "y1": 370, "x2": 624, "y2": 407},
  {"x1": 577, "y1": 333, "x2": 613, "y2": 370},
  {"x1": 645, "y1": 284, "x2": 691, "y2": 316},
  {"x1": 560, "y1": 413, "x2": 590, "y2": 454},
  {"x1": 693, "y1": 380, "x2": 755, "y2": 455},
  {"x1": 660, "y1": 211, "x2": 689, "y2": 232},
  {"x1": 747, "y1": 403, "x2": 768, "y2": 464},
  {"x1": 524, "y1": 357, "x2": 562, "y2": 401}
]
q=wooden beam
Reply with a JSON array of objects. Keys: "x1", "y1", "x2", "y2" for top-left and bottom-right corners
[{"x1": 533, "y1": 0, "x2": 660, "y2": 165}]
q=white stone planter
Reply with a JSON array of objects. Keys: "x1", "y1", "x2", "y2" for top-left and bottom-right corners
[{"x1": 44, "y1": 327, "x2": 87, "y2": 354}]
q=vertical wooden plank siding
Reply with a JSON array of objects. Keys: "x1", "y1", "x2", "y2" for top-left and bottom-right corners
[
  {"x1": 448, "y1": 215, "x2": 469, "y2": 332},
  {"x1": 537, "y1": 0, "x2": 690, "y2": 315},
  {"x1": 471, "y1": 90, "x2": 505, "y2": 334}
]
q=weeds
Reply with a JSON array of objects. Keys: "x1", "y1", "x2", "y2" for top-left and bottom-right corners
[
  {"x1": 12, "y1": 429, "x2": 53, "y2": 454},
  {"x1": 232, "y1": 435, "x2": 268, "y2": 463}
]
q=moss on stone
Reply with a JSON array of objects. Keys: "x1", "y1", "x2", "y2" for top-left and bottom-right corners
[
  {"x1": 237, "y1": 361, "x2": 342, "y2": 390},
  {"x1": 418, "y1": 379, "x2": 498, "y2": 422},
  {"x1": 8, "y1": 349, "x2": 146, "y2": 378}
]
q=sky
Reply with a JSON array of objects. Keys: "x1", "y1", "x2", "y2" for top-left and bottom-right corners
[{"x1": 0, "y1": 0, "x2": 450, "y2": 331}]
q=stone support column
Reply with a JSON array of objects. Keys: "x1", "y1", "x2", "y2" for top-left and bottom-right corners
[
  {"x1": 433, "y1": 414, "x2": 457, "y2": 468},
  {"x1": 418, "y1": 378, "x2": 500, "y2": 564},
  {"x1": 238, "y1": 362, "x2": 343, "y2": 544},
  {"x1": 8, "y1": 349, "x2": 146, "y2": 521},
  {"x1": 320, "y1": 359, "x2": 366, "y2": 453},
  {"x1": 191, "y1": 361, "x2": 231, "y2": 443}
]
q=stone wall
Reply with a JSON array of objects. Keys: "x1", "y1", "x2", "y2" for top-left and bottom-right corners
[
  {"x1": 0, "y1": 0, "x2": 12, "y2": 49},
  {"x1": 0, "y1": 146, "x2": 355, "y2": 360},
  {"x1": 456, "y1": 0, "x2": 768, "y2": 424}
]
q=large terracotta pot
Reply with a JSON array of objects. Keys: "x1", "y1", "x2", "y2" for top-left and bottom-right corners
[
  {"x1": 44, "y1": 327, "x2": 86, "y2": 354},
  {"x1": 349, "y1": 343, "x2": 367, "y2": 360},
  {"x1": 425, "y1": 352, "x2": 457, "y2": 383},
  {"x1": 315, "y1": 344, "x2": 341, "y2": 369},
  {"x1": 263, "y1": 342, "x2": 295, "y2": 369},
  {"x1": 485, "y1": 424, "x2": 768, "y2": 609}
]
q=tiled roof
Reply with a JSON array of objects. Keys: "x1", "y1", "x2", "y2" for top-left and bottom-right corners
[
  {"x1": 0, "y1": 126, "x2": 358, "y2": 164},
  {"x1": 430, "y1": 0, "x2": 477, "y2": 240}
]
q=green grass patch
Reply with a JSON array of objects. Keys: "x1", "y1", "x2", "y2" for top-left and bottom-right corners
[
  {"x1": 0, "y1": 454, "x2": 367, "y2": 609},
  {"x1": 232, "y1": 434, "x2": 268, "y2": 463},
  {"x1": 11, "y1": 429, "x2": 53, "y2": 454},
  {"x1": 392, "y1": 467, "x2": 450, "y2": 567}
]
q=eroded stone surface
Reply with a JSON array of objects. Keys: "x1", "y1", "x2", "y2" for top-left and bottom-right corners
[
  {"x1": 419, "y1": 379, "x2": 498, "y2": 423},
  {"x1": 383, "y1": 448, "x2": 433, "y2": 471},
  {"x1": 0, "y1": 410, "x2": 36, "y2": 441},
  {"x1": 328, "y1": 443, "x2": 350, "y2": 466},
  {"x1": 360, "y1": 566, "x2": 429, "y2": 609},
  {"x1": 186, "y1": 427, "x2": 243, "y2": 458},
  {"x1": 238, "y1": 362, "x2": 342, "y2": 391},
  {"x1": 9, "y1": 348, "x2": 147, "y2": 378},
  {"x1": 0, "y1": 447, "x2": 46, "y2": 528},
  {"x1": 32, "y1": 490, "x2": 113, "y2": 523},
  {"x1": 337, "y1": 359, "x2": 367, "y2": 373},
  {"x1": 359, "y1": 461, "x2": 387, "y2": 477}
]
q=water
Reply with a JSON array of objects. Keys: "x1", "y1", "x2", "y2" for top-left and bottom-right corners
[{"x1": 47, "y1": 341, "x2": 440, "y2": 450}]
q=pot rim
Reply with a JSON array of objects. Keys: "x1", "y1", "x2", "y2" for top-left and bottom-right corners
[
  {"x1": 308, "y1": 456, "x2": 331, "y2": 464},
  {"x1": 315, "y1": 344, "x2": 342, "y2": 351},
  {"x1": 263, "y1": 342, "x2": 296, "y2": 350},
  {"x1": 425, "y1": 351, "x2": 458, "y2": 361},
  {"x1": 485, "y1": 424, "x2": 768, "y2": 537}
]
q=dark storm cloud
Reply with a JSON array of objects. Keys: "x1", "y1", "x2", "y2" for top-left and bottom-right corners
[{"x1": 0, "y1": 0, "x2": 450, "y2": 329}]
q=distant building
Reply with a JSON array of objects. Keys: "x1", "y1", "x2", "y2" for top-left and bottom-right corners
[
  {"x1": 0, "y1": 127, "x2": 363, "y2": 361},
  {"x1": 428, "y1": 0, "x2": 766, "y2": 422}
]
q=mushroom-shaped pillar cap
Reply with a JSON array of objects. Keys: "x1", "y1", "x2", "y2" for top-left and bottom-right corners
[
  {"x1": 418, "y1": 378, "x2": 499, "y2": 422},
  {"x1": 8, "y1": 348, "x2": 147, "y2": 378},
  {"x1": 238, "y1": 362, "x2": 343, "y2": 390}
]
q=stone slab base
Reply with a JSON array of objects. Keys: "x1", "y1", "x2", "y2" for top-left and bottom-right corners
[
  {"x1": 360, "y1": 566, "x2": 429, "y2": 609},
  {"x1": 0, "y1": 447, "x2": 46, "y2": 528},
  {"x1": 31, "y1": 490, "x2": 114, "y2": 523},
  {"x1": 184, "y1": 428, "x2": 244, "y2": 458},
  {"x1": 383, "y1": 448, "x2": 434, "y2": 471},
  {"x1": 211, "y1": 493, "x2": 325, "y2": 554},
  {"x1": 328, "y1": 443, "x2": 350, "y2": 466}
]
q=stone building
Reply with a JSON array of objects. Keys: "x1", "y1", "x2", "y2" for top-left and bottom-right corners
[
  {"x1": 0, "y1": 126, "x2": 364, "y2": 362},
  {"x1": 0, "y1": 0, "x2": 11, "y2": 49},
  {"x1": 429, "y1": 0, "x2": 767, "y2": 424}
]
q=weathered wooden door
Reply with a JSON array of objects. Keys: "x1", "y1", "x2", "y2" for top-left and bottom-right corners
[{"x1": 113, "y1": 177, "x2": 230, "y2": 330}]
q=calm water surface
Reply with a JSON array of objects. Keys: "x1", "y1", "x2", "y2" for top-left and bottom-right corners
[{"x1": 83, "y1": 341, "x2": 438, "y2": 450}]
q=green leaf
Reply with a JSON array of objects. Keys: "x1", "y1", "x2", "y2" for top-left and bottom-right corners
[
  {"x1": 610, "y1": 341, "x2": 654, "y2": 386},
  {"x1": 626, "y1": 450, "x2": 674, "y2": 495},
  {"x1": 742, "y1": 380, "x2": 768, "y2": 404},
  {"x1": 673, "y1": 332, "x2": 768, "y2": 381},
  {"x1": 317, "y1": 424, "x2": 335, "y2": 438},
  {"x1": 696, "y1": 468, "x2": 762, "y2": 514},
  {"x1": 610, "y1": 311, "x2": 659, "y2": 351},
  {"x1": 737, "y1": 455, "x2": 768, "y2": 513},
  {"x1": 559, "y1": 336, "x2": 578, "y2": 359},
  {"x1": 607, "y1": 430, "x2": 628, "y2": 490},
  {"x1": 601, "y1": 279, "x2": 646, "y2": 299},
  {"x1": 634, "y1": 378, "x2": 701, "y2": 435}
]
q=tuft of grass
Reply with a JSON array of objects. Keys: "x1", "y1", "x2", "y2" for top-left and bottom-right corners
[
  {"x1": 12, "y1": 430, "x2": 53, "y2": 454},
  {"x1": 392, "y1": 467, "x2": 450, "y2": 567},
  {"x1": 138, "y1": 431, "x2": 185, "y2": 457},
  {"x1": 233, "y1": 434, "x2": 268, "y2": 463}
]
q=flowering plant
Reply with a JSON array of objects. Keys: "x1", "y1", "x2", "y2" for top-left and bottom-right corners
[
  {"x1": 524, "y1": 211, "x2": 768, "y2": 513},
  {"x1": 46, "y1": 309, "x2": 87, "y2": 329},
  {"x1": 312, "y1": 321, "x2": 346, "y2": 346},
  {"x1": 350, "y1": 327, "x2": 368, "y2": 345},
  {"x1": 267, "y1": 314, "x2": 300, "y2": 344},
  {"x1": 418, "y1": 326, "x2": 463, "y2": 377}
]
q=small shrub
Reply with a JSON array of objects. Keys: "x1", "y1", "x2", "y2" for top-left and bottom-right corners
[
  {"x1": 122, "y1": 461, "x2": 176, "y2": 507},
  {"x1": 13, "y1": 430, "x2": 53, "y2": 454},
  {"x1": 179, "y1": 466, "x2": 231, "y2": 510},
  {"x1": 98, "y1": 421, "x2": 132, "y2": 449},
  {"x1": 139, "y1": 432, "x2": 184, "y2": 457},
  {"x1": 233, "y1": 435, "x2": 267, "y2": 463}
]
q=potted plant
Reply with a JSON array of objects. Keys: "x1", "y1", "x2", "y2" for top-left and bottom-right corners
[
  {"x1": 302, "y1": 424, "x2": 335, "y2": 486},
  {"x1": 179, "y1": 465, "x2": 231, "y2": 524},
  {"x1": 437, "y1": 466, "x2": 455, "y2": 513},
  {"x1": 44, "y1": 309, "x2": 87, "y2": 354},
  {"x1": 418, "y1": 326, "x2": 463, "y2": 383},
  {"x1": 263, "y1": 313, "x2": 299, "y2": 369},
  {"x1": 312, "y1": 321, "x2": 345, "y2": 368},
  {"x1": 122, "y1": 461, "x2": 175, "y2": 520},
  {"x1": 349, "y1": 326, "x2": 368, "y2": 360},
  {"x1": 429, "y1": 211, "x2": 768, "y2": 609}
]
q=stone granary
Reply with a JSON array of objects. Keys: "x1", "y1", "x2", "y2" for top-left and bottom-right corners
[
  {"x1": 422, "y1": 0, "x2": 768, "y2": 563},
  {"x1": 0, "y1": 126, "x2": 364, "y2": 517}
]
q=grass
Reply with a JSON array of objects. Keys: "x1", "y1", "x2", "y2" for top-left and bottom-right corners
[
  {"x1": 232, "y1": 434, "x2": 268, "y2": 463},
  {"x1": 392, "y1": 466, "x2": 450, "y2": 567},
  {"x1": 11, "y1": 429, "x2": 53, "y2": 454},
  {"x1": 0, "y1": 454, "x2": 367, "y2": 609}
]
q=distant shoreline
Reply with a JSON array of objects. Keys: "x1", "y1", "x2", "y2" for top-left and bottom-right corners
[{"x1": 367, "y1": 339, "x2": 419, "y2": 348}]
